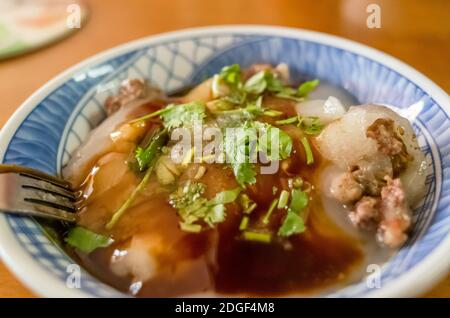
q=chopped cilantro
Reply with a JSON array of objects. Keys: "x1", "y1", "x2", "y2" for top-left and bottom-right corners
[
  {"x1": 222, "y1": 121, "x2": 293, "y2": 186},
  {"x1": 129, "y1": 101, "x2": 207, "y2": 129},
  {"x1": 301, "y1": 117, "x2": 325, "y2": 135},
  {"x1": 275, "y1": 116, "x2": 299, "y2": 126},
  {"x1": 207, "y1": 187, "x2": 241, "y2": 206},
  {"x1": 180, "y1": 223, "x2": 202, "y2": 233},
  {"x1": 278, "y1": 211, "x2": 305, "y2": 237},
  {"x1": 244, "y1": 71, "x2": 267, "y2": 94},
  {"x1": 224, "y1": 123, "x2": 258, "y2": 186},
  {"x1": 212, "y1": 100, "x2": 264, "y2": 120},
  {"x1": 217, "y1": 65, "x2": 320, "y2": 105},
  {"x1": 128, "y1": 104, "x2": 176, "y2": 124},
  {"x1": 206, "y1": 204, "x2": 226, "y2": 225},
  {"x1": 245, "y1": 203, "x2": 257, "y2": 214},
  {"x1": 231, "y1": 162, "x2": 257, "y2": 187},
  {"x1": 288, "y1": 189, "x2": 309, "y2": 213},
  {"x1": 239, "y1": 216, "x2": 250, "y2": 231},
  {"x1": 106, "y1": 163, "x2": 155, "y2": 229},
  {"x1": 275, "y1": 115, "x2": 324, "y2": 135},
  {"x1": 272, "y1": 186, "x2": 278, "y2": 195},
  {"x1": 160, "y1": 101, "x2": 206, "y2": 128},
  {"x1": 275, "y1": 90, "x2": 305, "y2": 102},
  {"x1": 263, "y1": 109, "x2": 284, "y2": 117},
  {"x1": 170, "y1": 182, "x2": 240, "y2": 232},
  {"x1": 65, "y1": 227, "x2": 113, "y2": 253},
  {"x1": 243, "y1": 231, "x2": 272, "y2": 243},
  {"x1": 291, "y1": 176, "x2": 303, "y2": 188},
  {"x1": 135, "y1": 129, "x2": 169, "y2": 171},
  {"x1": 239, "y1": 193, "x2": 257, "y2": 214},
  {"x1": 219, "y1": 64, "x2": 242, "y2": 87},
  {"x1": 107, "y1": 127, "x2": 168, "y2": 229},
  {"x1": 277, "y1": 190, "x2": 290, "y2": 209},
  {"x1": 278, "y1": 189, "x2": 308, "y2": 237},
  {"x1": 298, "y1": 79, "x2": 320, "y2": 97},
  {"x1": 301, "y1": 136, "x2": 314, "y2": 165},
  {"x1": 266, "y1": 72, "x2": 285, "y2": 92},
  {"x1": 262, "y1": 198, "x2": 279, "y2": 225},
  {"x1": 257, "y1": 123, "x2": 293, "y2": 161},
  {"x1": 218, "y1": 64, "x2": 246, "y2": 104},
  {"x1": 274, "y1": 78, "x2": 320, "y2": 101}
]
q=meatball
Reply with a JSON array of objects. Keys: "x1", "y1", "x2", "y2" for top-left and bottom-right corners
[
  {"x1": 350, "y1": 196, "x2": 381, "y2": 231},
  {"x1": 348, "y1": 177, "x2": 411, "y2": 248},
  {"x1": 329, "y1": 172, "x2": 363, "y2": 204},
  {"x1": 366, "y1": 118, "x2": 404, "y2": 156},
  {"x1": 377, "y1": 177, "x2": 412, "y2": 248},
  {"x1": 105, "y1": 78, "x2": 151, "y2": 115}
]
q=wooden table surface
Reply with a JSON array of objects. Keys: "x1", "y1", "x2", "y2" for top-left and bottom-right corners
[{"x1": 0, "y1": 0, "x2": 449, "y2": 298}]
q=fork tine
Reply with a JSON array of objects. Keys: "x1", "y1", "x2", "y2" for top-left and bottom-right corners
[
  {"x1": 19, "y1": 175, "x2": 76, "y2": 200},
  {"x1": 19, "y1": 172, "x2": 72, "y2": 190},
  {"x1": 22, "y1": 188, "x2": 76, "y2": 212},
  {"x1": 0, "y1": 164, "x2": 71, "y2": 189},
  {"x1": 0, "y1": 164, "x2": 78, "y2": 222}
]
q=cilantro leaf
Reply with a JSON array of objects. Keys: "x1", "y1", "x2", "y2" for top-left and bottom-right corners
[
  {"x1": 274, "y1": 115, "x2": 324, "y2": 135},
  {"x1": 212, "y1": 99, "x2": 264, "y2": 122},
  {"x1": 129, "y1": 101, "x2": 207, "y2": 128},
  {"x1": 278, "y1": 189, "x2": 308, "y2": 237},
  {"x1": 219, "y1": 64, "x2": 242, "y2": 86},
  {"x1": 274, "y1": 90, "x2": 305, "y2": 102},
  {"x1": 170, "y1": 183, "x2": 240, "y2": 231},
  {"x1": 128, "y1": 105, "x2": 176, "y2": 124},
  {"x1": 257, "y1": 124, "x2": 293, "y2": 160},
  {"x1": 243, "y1": 102, "x2": 265, "y2": 118},
  {"x1": 244, "y1": 71, "x2": 267, "y2": 94},
  {"x1": 278, "y1": 131, "x2": 293, "y2": 159},
  {"x1": 232, "y1": 162, "x2": 257, "y2": 187},
  {"x1": 206, "y1": 204, "x2": 226, "y2": 225},
  {"x1": 65, "y1": 227, "x2": 113, "y2": 253},
  {"x1": 288, "y1": 189, "x2": 309, "y2": 213},
  {"x1": 135, "y1": 147, "x2": 147, "y2": 170},
  {"x1": 207, "y1": 187, "x2": 241, "y2": 206},
  {"x1": 135, "y1": 128, "x2": 169, "y2": 171},
  {"x1": 161, "y1": 101, "x2": 206, "y2": 129},
  {"x1": 223, "y1": 121, "x2": 292, "y2": 186},
  {"x1": 298, "y1": 79, "x2": 320, "y2": 97},
  {"x1": 244, "y1": 71, "x2": 295, "y2": 99},
  {"x1": 266, "y1": 72, "x2": 285, "y2": 92},
  {"x1": 215, "y1": 64, "x2": 320, "y2": 105},
  {"x1": 223, "y1": 124, "x2": 259, "y2": 186},
  {"x1": 218, "y1": 64, "x2": 247, "y2": 104},
  {"x1": 266, "y1": 71, "x2": 315, "y2": 101},
  {"x1": 302, "y1": 117, "x2": 324, "y2": 135},
  {"x1": 107, "y1": 128, "x2": 168, "y2": 229},
  {"x1": 270, "y1": 76, "x2": 320, "y2": 101},
  {"x1": 275, "y1": 116, "x2": 299, "y2": 126},
  {"x1": 204, "y1": 188, "x2": 240, "y2": 226},
  {"x1": 278, "y1": 211, "x2": 306, "y2": 237}
]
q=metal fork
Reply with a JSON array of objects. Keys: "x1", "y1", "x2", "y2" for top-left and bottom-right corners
[{"x1": 0, "y1": 164, "x2": 78, "y2": 222}]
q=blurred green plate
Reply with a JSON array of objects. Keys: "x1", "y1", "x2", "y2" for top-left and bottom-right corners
[{"x1": 0, "y1": 0, "x2": 88, "y2": 60}]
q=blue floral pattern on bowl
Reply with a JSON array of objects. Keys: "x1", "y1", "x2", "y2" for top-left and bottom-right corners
[{"x1": 1, "y1": 28, "x2": 449, "y2": 297}]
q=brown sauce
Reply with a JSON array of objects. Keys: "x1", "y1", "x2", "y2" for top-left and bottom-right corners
[{"x1": 65, "y1": 94, "x2": 364, "y2": 297}]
